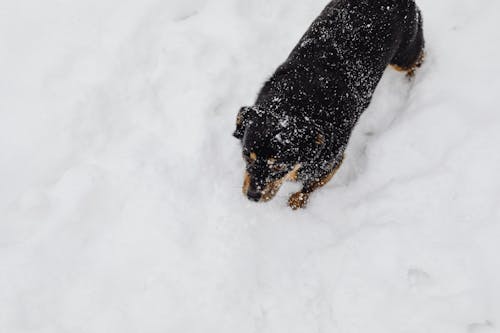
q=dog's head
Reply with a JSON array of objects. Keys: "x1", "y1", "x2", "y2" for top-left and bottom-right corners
[{"x1": 233, "y1": 106, "x2": 326, "y2": 202}]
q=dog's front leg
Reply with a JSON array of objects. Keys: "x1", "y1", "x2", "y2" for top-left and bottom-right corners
[{"x1": 288, "y1": 158, "x2": 344, "y2": 210}]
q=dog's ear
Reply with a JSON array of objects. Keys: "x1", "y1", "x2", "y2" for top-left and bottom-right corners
[{"x1": 233, "y1": 106, "x2": 254, "y2": 140}]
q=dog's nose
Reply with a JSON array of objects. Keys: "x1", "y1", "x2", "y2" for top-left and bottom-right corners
[{"x1": 247, "y1": 188, "x2": 262, "y2": 202}]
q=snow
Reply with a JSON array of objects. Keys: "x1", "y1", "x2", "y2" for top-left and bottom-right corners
[{"x1": 1, "y1": 0, "x2": 500, "y2": 332}]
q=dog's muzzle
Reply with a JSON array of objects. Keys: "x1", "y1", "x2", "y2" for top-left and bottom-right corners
[
  {"x1": 243, "y1": 171, "x2": 265, "y2": 202},
  {"x1": 242, "y1": 164, "x2": 301, "y2": 203},
  {"x1": 242, "y1": 171, "x2": 284, "y2": 203}
]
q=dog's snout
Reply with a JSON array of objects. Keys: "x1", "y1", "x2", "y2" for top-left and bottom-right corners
[{"x1": 247, "y1": 188, "x2": 262, "y2": 202}]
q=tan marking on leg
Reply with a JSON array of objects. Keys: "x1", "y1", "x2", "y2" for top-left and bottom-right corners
[
  {"x1": 288, "y1": 192, "x2": 310, "y2": 210},
  {"x1": 391, "y1": 64, "x2": 408, "y2": 72},
  {"x1": 391, "y1": 50, "x2": 425, "y2": 78},
  {"x1": 260, "y1": 164, "x2": 302, "y2": 202},
  {"x1": 285, "y1": 163, "x2": 301, "y2": 182},
  {"x1": 288, "y1": 158, "x2": 344, "y2": 210},
  {"x1": 261, "y1": 179, "x2": 284, "y2": 202}
]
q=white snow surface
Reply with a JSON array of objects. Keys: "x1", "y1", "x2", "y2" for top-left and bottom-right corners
[{"x1": 1, "y1": 0, "x2": 500, "y2": 332}]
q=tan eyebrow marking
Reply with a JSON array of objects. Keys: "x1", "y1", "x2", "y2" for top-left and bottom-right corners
[
  {"x1": 249, "y1": 152, "x2": 257, "y2": 162},
  {"x1": 267, "y1": 158, "x2": 276, "y2": 165},
  {"x1": 316, "y1": 134, "x2": 325, "y2": 145}
]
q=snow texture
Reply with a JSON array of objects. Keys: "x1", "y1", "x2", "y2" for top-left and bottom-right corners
[{"x1": 1, "y1": 0, "x2": 500, "y2": 332}]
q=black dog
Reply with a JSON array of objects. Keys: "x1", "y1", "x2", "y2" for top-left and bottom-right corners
[{"x1": 234, "y1": 0, "x2": 425, "y2": 209}]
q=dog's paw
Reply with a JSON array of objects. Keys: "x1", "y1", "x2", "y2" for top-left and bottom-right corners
[{"x1": 288, "y1": 192, "x2": 309, "y2": 210}]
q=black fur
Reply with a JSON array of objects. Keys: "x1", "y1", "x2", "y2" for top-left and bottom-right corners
[{"x1": 235, "y1": 0, "x2": 424, "y2": 204}]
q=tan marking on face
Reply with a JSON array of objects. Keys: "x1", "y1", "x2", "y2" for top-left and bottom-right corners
[
  {"x1": 242, "y1": 171, "x2": 251, "y2": 196},
  {"x1": 236, "y1": 113, "x2": 243, "y2": 126},
  {"x1": 249, "y1": 152, "x2": 257, "y2": 162},
  {"x1": 267, "y1": 158, "x2": 276, "y2": 166}
]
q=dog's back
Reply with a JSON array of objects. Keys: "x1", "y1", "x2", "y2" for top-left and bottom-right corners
[{"x1": 256, "y1": 0, "x2": 424, "y2": 130}]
